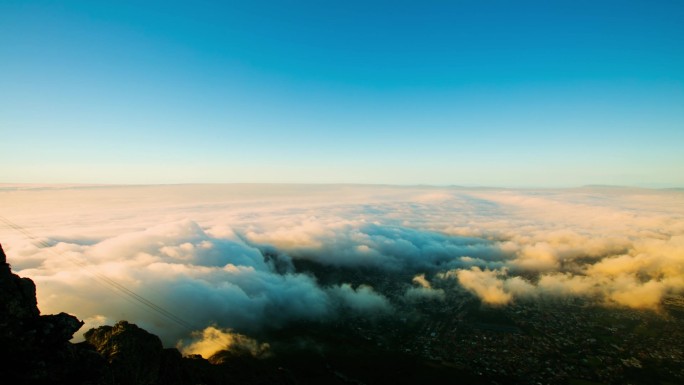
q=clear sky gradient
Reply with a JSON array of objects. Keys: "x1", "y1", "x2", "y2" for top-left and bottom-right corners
[{"x1": 1, "y1": 0, "x2": 682, "y2": 186}]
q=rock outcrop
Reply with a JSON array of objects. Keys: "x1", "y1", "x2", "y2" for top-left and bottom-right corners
[
  {"x1": 0, "y1": 242, "x2": 39, "y2": 325},
  {"x1": 85, "y1": 321, "x2": 167, "y2": 385},
  {"x1": 0, "y1": 243, "x2": 293, "y2": 385},
  {"x1": 0, "y1": 243, "x2": 107, "y2": 384}
]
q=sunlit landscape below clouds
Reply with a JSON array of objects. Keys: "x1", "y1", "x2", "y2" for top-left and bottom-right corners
[{"x1": 1, "y1": 184, "x2": 683, "y2": 352}]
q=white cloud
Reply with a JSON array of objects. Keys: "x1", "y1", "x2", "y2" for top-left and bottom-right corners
[
  {"x1": 329, "y1": 284, "x2": 393, "y2": 314},
  {"x1": 405, "y1": 274, "x2": 445, "y2": 301},
  {"x1": 1, "y1": 184, "x2": 683, "y2": 346}
]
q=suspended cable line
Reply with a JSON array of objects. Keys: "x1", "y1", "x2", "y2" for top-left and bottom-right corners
[{"x1": 0, "y1": 215, "x2": 200, "y2": 333}]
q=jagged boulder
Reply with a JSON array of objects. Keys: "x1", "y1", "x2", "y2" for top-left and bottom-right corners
[
  {"x1": 84, "y1": 320, "x2": 170, "y2": 385},
  {"x1": 39, "y1": 312, "x2": 85, "y2": 345}
]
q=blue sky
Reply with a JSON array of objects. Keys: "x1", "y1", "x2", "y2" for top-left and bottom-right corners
[{"x1": 1, "y1": 0, "x2": 683, "y2": 186}]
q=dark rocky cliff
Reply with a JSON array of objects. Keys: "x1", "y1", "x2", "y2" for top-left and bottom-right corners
[
  {"x1": 0, "y1": 243, "x2": 107, "y2": 384},
  {"x1": 0, "y1": 243, "x2": 294, "y2": 385}
]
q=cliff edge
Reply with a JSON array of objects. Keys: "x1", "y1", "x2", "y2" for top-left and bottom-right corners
[
  {"x1": 0, "y1": 243, "x2": 293, "y2": 385},
  {"x1": 0, "y1": 243, "x2": 107, "y2": 384}
]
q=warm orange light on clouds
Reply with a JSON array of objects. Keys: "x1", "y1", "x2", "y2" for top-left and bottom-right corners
[{"x1": 1, "y1": 184, "x2": 682, "y2": 346}]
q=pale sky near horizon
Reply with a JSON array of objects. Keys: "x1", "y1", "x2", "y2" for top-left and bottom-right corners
[{"x1": 1, "y1": 1, "x2": 683, "y2": 187}]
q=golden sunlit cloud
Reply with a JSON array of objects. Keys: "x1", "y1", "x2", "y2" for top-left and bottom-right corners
[{"x1": 178, "y1": 326, "x2": 270, "y2": 359}]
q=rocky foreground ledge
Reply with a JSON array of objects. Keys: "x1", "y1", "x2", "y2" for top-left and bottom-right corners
[{"x1": 0, "y1": 244, "x2": 291, "y2": 385}]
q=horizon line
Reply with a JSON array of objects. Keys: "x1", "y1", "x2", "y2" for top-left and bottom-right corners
[{"x1": 0, "y1": 182, "x2": 681, "y2": 191}]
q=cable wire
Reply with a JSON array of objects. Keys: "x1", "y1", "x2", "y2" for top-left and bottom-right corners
[{"x1": 0, "y1": 215, "x2": 200, "y2": 332}]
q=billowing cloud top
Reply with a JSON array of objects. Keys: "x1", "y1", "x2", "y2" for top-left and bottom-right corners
[{"x1": 1, "y1": 184, "x2": 683, "y2": 353}]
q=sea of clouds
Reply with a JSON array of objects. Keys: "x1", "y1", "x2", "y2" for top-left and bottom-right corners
[{"x1": 1, "y1": 184, "x2": 683, "y2": 355}]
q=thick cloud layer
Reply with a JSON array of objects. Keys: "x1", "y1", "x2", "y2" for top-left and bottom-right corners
[{"x1": 1, "y1": 184, "x2": 683, "y2": 355}]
